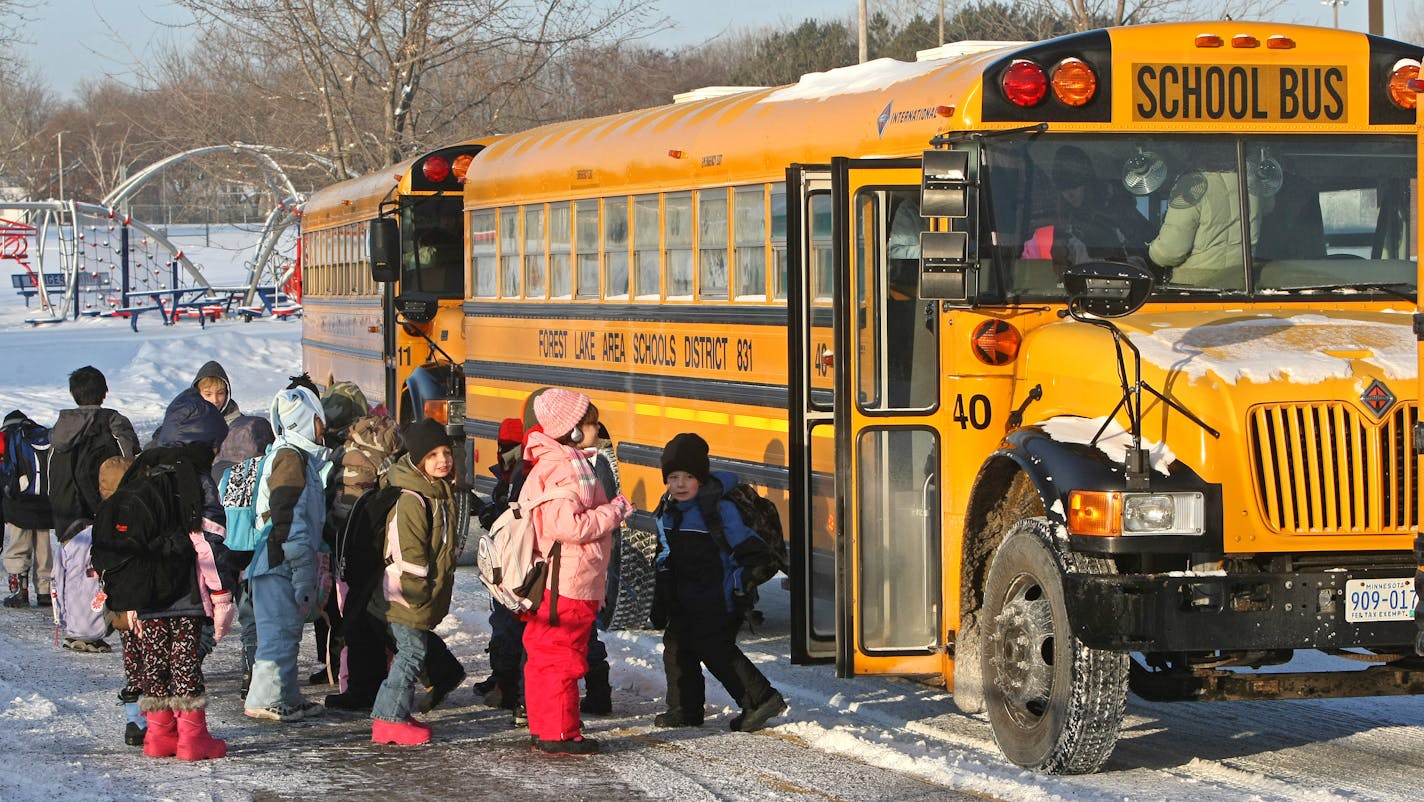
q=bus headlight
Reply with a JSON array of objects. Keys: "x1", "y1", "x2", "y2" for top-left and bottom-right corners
[{"x1": 1068, "y1": 490, "x2": 1204, "y2": 536}]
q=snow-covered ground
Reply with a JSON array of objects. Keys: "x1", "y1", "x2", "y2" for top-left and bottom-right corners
[{"x1": 1, "y1": 227, "x2": 1423, "y2": 800}]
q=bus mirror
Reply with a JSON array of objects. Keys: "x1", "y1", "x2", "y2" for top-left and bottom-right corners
[
  {"x1": 1063, "y1": 261, "x2": 1153, "y2": 318},
  {"x1": 396, "y1": 291, "x2": 439, "y2": 324},
  {"x1": 921, "y1": 149, "x2": 970, "y2": 218},
  {"x1": 919, "y1": 230, "x2": 976, "y2": 301},
  {"x1": 370, "y1": 217, "x2": 399, "y2": 283}
]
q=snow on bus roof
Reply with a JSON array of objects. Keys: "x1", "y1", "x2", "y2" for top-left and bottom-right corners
[
  {"x1": 915, "y1": 40, "x2": 1029, "y2": 62},
  {"x1": 673, "y1": 86, "x2": 769, "y2": 103},
  {"x1": 760, "y1": 57, "x2": 950, "y2": 103},
  {"x1": 760, "y1": 41, "x2": 1024, "y2": 105}
]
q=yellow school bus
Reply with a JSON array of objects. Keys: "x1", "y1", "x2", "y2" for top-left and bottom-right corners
[
  {"x1": 462, "y1": 22, "x2": 1422, "y2": 772},
  {"x1": 301, "y1": 140, "x2": 494, "y2": 468}
]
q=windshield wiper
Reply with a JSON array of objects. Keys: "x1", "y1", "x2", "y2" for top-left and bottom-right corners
[
  {"x1": 1284, "y1": 282, "x2": 1416, "y2": 302},
  {"x1": 1154, "y1": 284, "x2": 1245, "y2": 296}
]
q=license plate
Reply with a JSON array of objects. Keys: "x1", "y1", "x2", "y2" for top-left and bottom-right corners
[{"x1": 1345, "y1": 577, "x2": 1417, "y2": 623}]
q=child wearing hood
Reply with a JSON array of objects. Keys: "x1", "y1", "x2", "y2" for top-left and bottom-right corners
[
  {"x1": 367, "y1": 419, "x2": 459, "y2": 745},
  {"x1": 243, "y1": 375, "x2": 331, "y2": 722},
  {"x1": 192, "y1": 360, "x2": 241, "y2": 424},
  {"x1": 652, "y1": 432, "x2": 787, "y2": 733},
  {"x1": 127, "y1": 388, "x2": 236, "y2": 761},
  {"x1": 520, "y1": 389, "x2": 633, "y2": 755}
]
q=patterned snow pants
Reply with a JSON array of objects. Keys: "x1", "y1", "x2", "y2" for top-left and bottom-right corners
[{"x1": 138, "y1": 616, "x2": 206, "y2": 699}]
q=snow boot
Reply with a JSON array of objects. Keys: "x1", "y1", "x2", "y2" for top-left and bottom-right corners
[
  {"x1": 240, "y1": 645, "x2": 254, "y2": 696},
  {"x1": 654, "y1": 708, "x2": 703, "y2": 728},
  {"x1": 371, "y1": 718, "x2": 431, "y2": 746},
  {"x1": 484, "y1": 670, "x2": 520, "y2": 709},
  {"x1": 533, "y1": 735, "x2": 600, "y2": 755},
  {"x1": 580, "y1": 663, "x2": 612, "y2": 715},
  {"x1": 124, "y1": 700, "x2": 147, "y2": 746},
  {"x1": 141, "y1": 701, "x2": 178, "y2": 758},
  {"x1": 3, "y1": 575, "x2": 27, "y2": 608},
  {"x1": 175, "y1": 704, "x2": 226, "y2": 761},
  {"x1": 733, "y1": 690, "x2": 787, "y2": 733},
  {"x1": 418, "y1": 666, "x2": 465, "y2": 713}
]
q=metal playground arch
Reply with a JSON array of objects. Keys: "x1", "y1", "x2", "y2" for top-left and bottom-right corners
[{"x1": 2, "y1": 142, "x2": 350, "y2": 324}]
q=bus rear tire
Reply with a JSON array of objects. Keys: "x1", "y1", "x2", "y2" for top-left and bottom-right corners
[
  {"x1": 981, "y1": 517, "x2": 1128, "y2": 774},
  {"x1": 598, "y1": 524, "x2": 659, "y2": 631}
]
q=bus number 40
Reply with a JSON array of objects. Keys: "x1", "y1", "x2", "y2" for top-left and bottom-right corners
[{"x1": 953, "y1": 394, "x2": 991, "y2": 430}]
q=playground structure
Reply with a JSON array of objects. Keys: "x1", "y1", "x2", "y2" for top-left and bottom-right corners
[{"x1": 0, "y1": 142, "x2": 342, "y2": 327}]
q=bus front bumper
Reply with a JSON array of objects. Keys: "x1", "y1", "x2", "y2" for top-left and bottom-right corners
[{"x1": 1064, "y1": 569, "x2": 1417, "y2": 653}]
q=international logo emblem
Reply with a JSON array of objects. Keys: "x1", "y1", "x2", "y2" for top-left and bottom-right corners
[{"x1": 1360, "y1": 379, "x2": 1395, "y2": 417}]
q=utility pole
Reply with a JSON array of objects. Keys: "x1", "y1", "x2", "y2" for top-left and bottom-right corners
[
  {"x1": 56, "y1": 131, "x2": 65, "y2": 202},
  {"x1": 858, "y1": 0, "x2": 868, "y2": 63},
  {"x1": 1321, "y1": 0, "x2": 1348, "y2": 29}
]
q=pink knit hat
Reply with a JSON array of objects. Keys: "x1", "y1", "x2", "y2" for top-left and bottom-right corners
[{"x1": 533, "y1": 388, "x2": 591, "y2": 440}]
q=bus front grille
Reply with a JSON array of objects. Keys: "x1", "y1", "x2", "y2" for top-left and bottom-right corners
[{"x1": 1248, "y1": 401, "x2": 1417, "y2": 534}]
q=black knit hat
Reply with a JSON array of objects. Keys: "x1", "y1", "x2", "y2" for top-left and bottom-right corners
[
  {"x1": 661, "y1": 432, "x2": 711, "y2": 483},
  {"x1": 403, "y1": 419, "x2": 452, "y2": 466},
  {"x1": 2, "y1": 410, "x2": 25, "y2": 428}
]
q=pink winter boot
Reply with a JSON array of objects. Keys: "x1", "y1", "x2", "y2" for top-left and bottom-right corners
[
  {"x1": 141, "y1": 701, "x2": 178, "y2": 758},
  {"x1": 174, "y1": 697, "x2": 226, "y2": 760},
  {"x1": 371, "y1": 717, "x2": 431, "y2": 745}
]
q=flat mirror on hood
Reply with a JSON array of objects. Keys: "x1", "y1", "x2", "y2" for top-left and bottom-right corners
[{"x1": 1063, "y1": 261, "x2": 1153, "y2": 318}]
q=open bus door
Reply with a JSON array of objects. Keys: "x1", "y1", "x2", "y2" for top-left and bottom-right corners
[
  {"x1": 788, "y1": 165, "x2": 836, "y2": 663},
  {"x1": 791, "y1": 157, "x2": 947, "y2": 677}
]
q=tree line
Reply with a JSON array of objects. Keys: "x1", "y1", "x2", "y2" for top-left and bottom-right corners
[{"x1": 0, "y1": 0, "x2": 1288, "y2": 223}]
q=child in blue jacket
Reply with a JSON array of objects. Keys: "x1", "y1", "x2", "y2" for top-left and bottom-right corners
[{"x1": 651, "y1": 432, "x2": 786, "y2": 733}]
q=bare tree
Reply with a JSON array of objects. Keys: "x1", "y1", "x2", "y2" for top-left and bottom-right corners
[
  {"x1": 170, "y1": 0, "x2": 661, "y2": 176},
  {"x1": 0, "y1": 63, "x2": 57, "y2": 198},
  {"x1": 900, "y1": 0, "x2": 1287, "y2": 35}
]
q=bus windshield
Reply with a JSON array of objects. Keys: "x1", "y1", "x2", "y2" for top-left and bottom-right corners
[
  {"x1": 399, "y1": 195, "x2": 464, "y2": 295},
  {"x1": 982, "y1": 135, "x2": 1416, "y2": 301}
]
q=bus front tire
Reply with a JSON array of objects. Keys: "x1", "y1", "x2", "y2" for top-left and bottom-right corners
[
  {"x1": 981, "y1": 517, "x2": 1128, "y2": 774},
  {"x1": 598, "y1": 524, "x2": 659, "y2": 631}
]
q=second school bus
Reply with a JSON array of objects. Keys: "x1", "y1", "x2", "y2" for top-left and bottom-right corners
[{"x1": 459, "y1": 22, "x2": 1424, "y2": 773}]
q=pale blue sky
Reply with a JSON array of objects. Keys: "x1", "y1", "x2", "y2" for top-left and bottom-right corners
[{"x1": 19, "y1": 0, "x2": 1420, "y2": 99}]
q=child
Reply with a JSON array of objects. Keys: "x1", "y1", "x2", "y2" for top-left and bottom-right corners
[
  {"x1": 324, "y1": 412, "x2": 401, "y2": 712},
  {"x1": 191, "y1": 360, "x2": 241, "y2": 423},
  {"x1": 473, "y1": 417, "x2": 527, "y2": 711},
  {"x1": 652, "y1": 432, "x2": 787, "y2": 733},
  {"x1": 54, "y1": 456, "x2": 137, "y2": 742},
  {"x1": 121, "y1": 391, "x2": 235, "y2": 761},
  {"x1": 214, "y1": 414, "x2": 276, "y2": 695},
  {"x1": 521, "y1": 389, "x2": 633, "y2": 755},
  {"x1": 244, "y1": 375, "x2": 331, "y2": 722},
  {"x1": 368, "y1": 419, "x2": 459, "y2": 745},
  {"x1": 48, "y1": 365, "x2": 140, "y2": 541}
]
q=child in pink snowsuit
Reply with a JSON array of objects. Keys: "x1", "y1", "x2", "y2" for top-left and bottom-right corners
[{"x1": 520, "y1": 389, "x2": 633, "y2": 755}]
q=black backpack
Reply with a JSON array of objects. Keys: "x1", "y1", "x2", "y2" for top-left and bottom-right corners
[
  {"x1": 89, "y1": 448, "x2": 204, "y2": 611},
  {"x1": 49, "y1": 411, "x2": 123, "y2": 533},
  {"x1": 335, "y1": 485, "x2": 427, "y2": 619},
  {"x1": 0, "y1": 416, "x2": 52, "y2": 531},
  {"x1": 697, "y1": 478, "x2": 788, "y2": 587}
]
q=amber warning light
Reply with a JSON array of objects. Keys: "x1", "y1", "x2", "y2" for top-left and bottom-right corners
[{"x1": 451, "y1": 153, "x2": 474, "y2": 183}]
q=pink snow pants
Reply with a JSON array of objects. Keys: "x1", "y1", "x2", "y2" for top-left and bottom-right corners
[{"x1": 522, "y1": 596, "x2": 598, "y2": 742}]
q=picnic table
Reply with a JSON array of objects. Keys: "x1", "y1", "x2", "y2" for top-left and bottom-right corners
[{"x1": 107, "y1": 287, "x2": 230, "y2": 332}]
